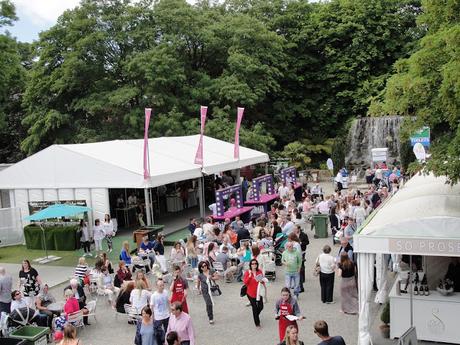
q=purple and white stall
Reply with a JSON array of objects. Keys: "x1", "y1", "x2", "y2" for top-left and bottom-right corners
[
  {"x1": 280, "y1": 167, "x2": 303, "y2": 201},
  {"x1": 244, "y1": 174, "x2": 278, "y2": 215},
  {"x1": 212, "y1": 184, "x2": 253, "y2": 224}
]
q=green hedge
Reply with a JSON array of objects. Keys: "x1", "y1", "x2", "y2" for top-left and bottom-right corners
[{"x1": 24, "y1": 225, "x2": 78, "y2": 251}]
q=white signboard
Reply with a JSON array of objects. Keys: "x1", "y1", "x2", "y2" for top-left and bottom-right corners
[
  {"x1": 371, "y1": 148, "x2": 388, "y2": 162},
  {"x1": 326, "y1": 158, "x2": 334, "y2": 171},
  {"x1": 389, "y1": 238, "x2": 460, "y2": 256}
]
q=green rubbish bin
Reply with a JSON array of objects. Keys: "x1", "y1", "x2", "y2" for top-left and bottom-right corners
[
  {"x1": 312, "y1": 214, "x2": 329, "y2": 238},
  {"x1": 9, "y1": 326, "x2": 49, "y2": 345}
]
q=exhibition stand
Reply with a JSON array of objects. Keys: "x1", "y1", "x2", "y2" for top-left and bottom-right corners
[
  {"x1": 354, "y1": 173, "x2": 460, "y2": 345},
  {"x1": 244, "y1": 174, "x2": 278, "y2": 215},
  {"x1": 280, "y1": 167, "x2": 303, "y2": 201},
  {"x1": 212, "y1": 184, "x2": 253, "y2": 224}
]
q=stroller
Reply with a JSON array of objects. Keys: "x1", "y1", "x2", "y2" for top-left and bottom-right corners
[
  {"x1": 260, "y1": 249, "x2": 276, "y2": 280},
  {"x1": 2, "y1": 308, "x2": 48, "y2": 337},
  {"x1": 274, "y1": 233, "x2": 288, "y2": 266}
]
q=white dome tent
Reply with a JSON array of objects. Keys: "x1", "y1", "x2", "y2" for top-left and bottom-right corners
[{"x1": 354, "y1": 172, "x2": 460, "y2": 344}]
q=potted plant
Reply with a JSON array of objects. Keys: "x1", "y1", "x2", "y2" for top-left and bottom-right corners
[{"x1": 380, "y1": 302, "x2": 390, "y2": 338}]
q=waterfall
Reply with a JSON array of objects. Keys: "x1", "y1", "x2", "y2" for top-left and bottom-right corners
[{"x1": 345, "y1": 116, "x2": 404, "y2": 168}]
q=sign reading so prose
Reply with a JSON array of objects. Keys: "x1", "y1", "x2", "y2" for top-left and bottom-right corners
[{"x1": 389, "y1": 238, "x2": 460, "y2": 256}]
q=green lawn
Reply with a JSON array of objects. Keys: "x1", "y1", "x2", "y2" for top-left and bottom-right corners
[{"x1": 0, "y1": 228, "x2": 189, "y2": 267}]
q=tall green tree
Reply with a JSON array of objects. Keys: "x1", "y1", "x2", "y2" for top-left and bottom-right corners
[
  {"x1": 0, "y1": 0, "x2": 28, "y2": 162},
  {"x1": 371, "y1": 0, "x2": 460, "y2": 183}
]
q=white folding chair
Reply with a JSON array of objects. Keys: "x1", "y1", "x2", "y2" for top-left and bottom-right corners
[
  {"x1": 124, "y1": 304, "x2": 140, "y2": 324},
  {"x1": 67, "y1": 310, "x2": 85, "y2": 332},
  {"x1": 85, "y1": 300, "x2": 97, "y2": 323}
]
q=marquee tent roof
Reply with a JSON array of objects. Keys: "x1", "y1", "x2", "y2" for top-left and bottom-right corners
[
  {"x1": 354, "y1": 173, "x2": 460, "y2": 256},
  {"x1": 0, "y1": 135, "x2": 269, "y2": 189}
]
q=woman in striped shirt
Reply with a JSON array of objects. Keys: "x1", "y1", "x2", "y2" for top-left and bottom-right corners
[{"x1": 74, "y1": 257, "x2": 89, "y2": 281}]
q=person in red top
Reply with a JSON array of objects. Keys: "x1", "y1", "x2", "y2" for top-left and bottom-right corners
[
  {"x1": 275, "y1": 287, "x2": 304, "y2": 341},
  {"x1": 170, "y1": 265, "x2": 189, "y2": 314},
  {"x1": 55, "y1": 289, "x2": 82, "y2": 330},
  {"x1": 243, "y1": 258, "x2": 267, "y2": 328}
]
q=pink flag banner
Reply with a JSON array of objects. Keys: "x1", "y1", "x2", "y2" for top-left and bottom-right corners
[
  {"x1": 194, "y1": 106, "x2": 208, "y2": 165},
  {"x1": 234, "y1": 107, "x2": 244, "y2": 159},
  {"x1": 143, "y1": 108, "x2": 152, "y2": 180}
]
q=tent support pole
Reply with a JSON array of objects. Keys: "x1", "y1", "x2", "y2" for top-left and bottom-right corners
[
  {"x1": 40, "y1": 223, "x2": 48, "y2": 259},
  {"x1": 144, "y1": 188, "x2": 152, "y2": 226},
  {"x1": 149, "y1": 188, "x2": 154, "y2": 225},
  {"x1": 198, "y1": 177, "x2": 205, "y2": 219},
  {"x1": 235, "y1": 169, "x2": 241, "y2": 184},
  {"x1": 409, "y1": 255, "x2": 413, "y2": 327},
  {"x1": 265, "y1": 163, "x2": 268, "y2": 175}
]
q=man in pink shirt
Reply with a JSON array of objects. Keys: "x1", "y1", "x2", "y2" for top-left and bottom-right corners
[{"x1": 166, "y1": 301, "x2": 195, "y2": 345}]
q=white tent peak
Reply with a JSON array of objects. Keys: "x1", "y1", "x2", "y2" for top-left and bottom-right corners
[{"x1": 355, "y1": 172, "x2": 460, "y2": 248}]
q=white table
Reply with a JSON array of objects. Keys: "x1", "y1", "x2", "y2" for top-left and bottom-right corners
[{"x1": 389, "y1": 280, "x2": 460, "y2": 343}]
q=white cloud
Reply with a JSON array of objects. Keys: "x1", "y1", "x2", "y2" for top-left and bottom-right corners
[{"x1": 13, "y1": 0, "x2": 80, "y2": 25}]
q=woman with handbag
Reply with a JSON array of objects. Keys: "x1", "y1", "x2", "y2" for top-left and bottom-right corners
[
  {"x1": 317, "y1": 245, "x2": 336, "y2": 304},
  {"x1": 243, "y1": 258, "x2": 267, "y2": 328},
  {"x1": 197, "y1": 260, "x2": 219, "y2": 324}
]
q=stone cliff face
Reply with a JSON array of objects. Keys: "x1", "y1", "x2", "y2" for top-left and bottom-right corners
[{"x1": 345, "y1": 116, "x2": 403, "y2": 168}]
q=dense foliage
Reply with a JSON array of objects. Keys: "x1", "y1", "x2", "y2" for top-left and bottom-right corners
[
  {"x1": 370, "y1": 0, "x2": 460, "y2": 183},
  {"x1": 0, "y1": 0, "x2": 424, "y2": 168}
]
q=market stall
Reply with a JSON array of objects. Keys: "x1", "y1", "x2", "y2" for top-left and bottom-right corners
[{"x1": 354, "y1": 173, "x2": 460, "y2": 345}]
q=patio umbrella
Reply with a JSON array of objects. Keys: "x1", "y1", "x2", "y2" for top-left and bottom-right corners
[
  {"x1": 24, "y1": 203, "x2": 92, "y2": 221},
  {"x1": 24, "y1": 203, "x2": 92, "y2": 261}
]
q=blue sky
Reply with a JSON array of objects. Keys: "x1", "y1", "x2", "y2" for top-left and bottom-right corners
[{"x1": 5, "y1": 0, "x2": 81, "y2": 42}]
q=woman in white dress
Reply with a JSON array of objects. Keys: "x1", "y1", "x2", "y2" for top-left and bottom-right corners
[
  {"x1": 102, "y1": 214, "x2": 115, "y2": 253},
  {"x1": 93, "y1": 219, "x2": 105, "y2": 252}
]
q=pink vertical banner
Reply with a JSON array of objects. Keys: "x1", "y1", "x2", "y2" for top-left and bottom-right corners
[
  {"x1": 194, "y1": 106, "x2": 208, "y2": 165},
  {"x1": 143, "y1": 108, "x2": 152, "y2": 180},
  {"x1": 234, "y1": 107, "x2": 244, "y2": 159}
]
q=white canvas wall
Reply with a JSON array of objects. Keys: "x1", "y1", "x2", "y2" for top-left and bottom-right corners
[
  {"x1": 43, "y1": 189, "x2": 58, "y2": 201},
  {"x1": 58, "y1": 188, "x2": 75, "y2": 201},
  {"x1": 90, "y1": 188, "x2": 109, "y2": 221},
  {"x1": 28, "y1": 189, "x2": 43, "y2": 202},
  {"x1": 13, "y1": 189, "x2": 29, "y2": 226}
]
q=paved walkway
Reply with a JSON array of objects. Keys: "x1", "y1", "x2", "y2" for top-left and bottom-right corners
[
  {"x1": 0, "y1": 263, "x2": 75, "y2": 289},
  {"x1": 51, "y1": 234, "x2": 359, "y2": 345}
]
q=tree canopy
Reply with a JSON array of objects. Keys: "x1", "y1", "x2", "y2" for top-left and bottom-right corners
[
  {"x1": 370, "y1": 0, "x2": 460, "y2": 183},
  {"x1": 0, "y1": 0, "x2": 430, "y2": 171}
]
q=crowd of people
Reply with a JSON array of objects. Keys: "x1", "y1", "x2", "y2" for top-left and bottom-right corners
[{"x1": 0, "y1": 167, "x2": 406, "y2": 345}]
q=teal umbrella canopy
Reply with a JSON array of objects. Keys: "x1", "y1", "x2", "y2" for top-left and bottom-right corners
[{"x1": 24, "y1": 203, "x2": 91, "y2": 221}]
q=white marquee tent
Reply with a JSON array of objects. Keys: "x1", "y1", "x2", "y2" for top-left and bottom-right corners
[
  {"x1": 354, "y1": 173, "x2": 460, "y2": 345},
  {"x1": 0, "y1": 135, "x2": 269, "y2": 226}
]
